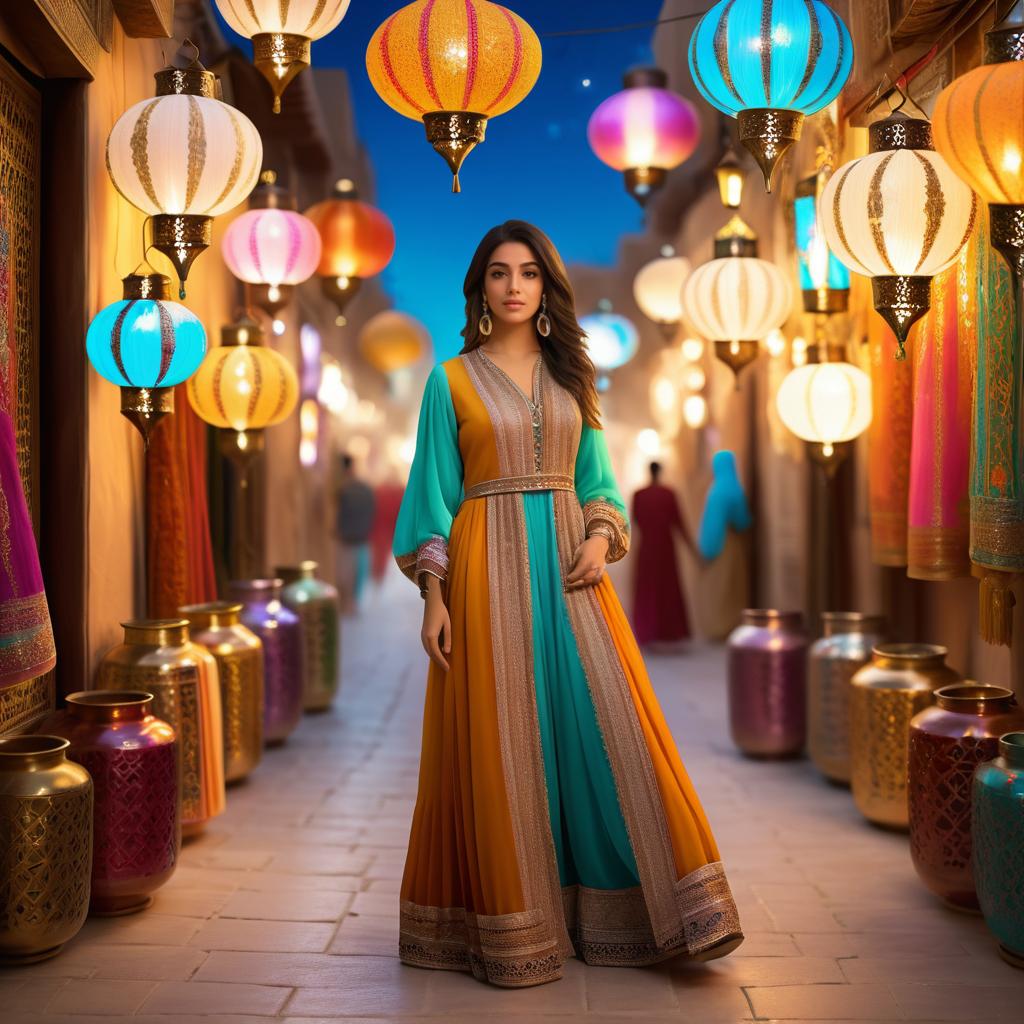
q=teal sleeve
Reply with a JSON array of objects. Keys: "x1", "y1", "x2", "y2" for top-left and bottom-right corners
[
  {"x1": 393, "y1": 365, "x2": 464, "y2": 587},
  {"x1": 574, "y1": 425, "x2": 630, "y2": 563}
]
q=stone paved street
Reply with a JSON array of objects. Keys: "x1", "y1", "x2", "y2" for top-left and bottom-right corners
[{"x1": 3, "y1": 582, "x2": 1024, "y2": 1022}]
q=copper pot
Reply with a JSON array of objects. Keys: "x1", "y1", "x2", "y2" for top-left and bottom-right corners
[
  {"x1": 0, "y1": 736, "x2": 92, "y2": 963},
  {"x1": 277, "y1": 561, "x2": 340, "y2": 712},
  {"x1": 850, "y1": 644, "x2": 961, "y2": 829},
  {"x1": 807, "y1": 613, "x2": 886, "y2": 785}
]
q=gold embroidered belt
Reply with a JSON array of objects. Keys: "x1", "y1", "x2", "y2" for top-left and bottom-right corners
[{"x1": 463, "y1": 474, "x2": 575, "y2": 502}]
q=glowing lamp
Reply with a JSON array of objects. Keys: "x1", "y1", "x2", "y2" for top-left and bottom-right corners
[
  {"x1": 187, "y1": 315, "x2": 299, "y2": 466},
  {"x1": 304, "y1": 180, "x2": 396, "y2": 321},
  {"x1": 795, "y1": 175, "x2": 849, "y2": 314},
  {"x1": 86, "y1": 271, "x2": 207, "y2": 446},
  {"x1": 358, "y1": 311, "x2": 428, "y2": 375},
  {"x1": 221, "y1": 172, "x2": 322, "y2": 318},
  {"x1": 820, "y1": 111, "x2": 978, "y2": 359},
  {"x1": 580, "y1": 312, "x2": 640, "y2": 371},
  {"x1": 683, "y1": 394, "x2": 709, "y2": 429},
  {"x1": 776, "y1": 360, "x2": 872, "y2": 466},
  {"x1": 934, "y1": 6, "x2": 1024, "y2": 305},
  {"x1": 366, "y1": 0, "x2": 542, "y2": 192},
  {"x1": 213, "y1": 0, "x2": 351, "y2": 113},
  {"x1": 588, "y1": 68, "x2": 701, "y2": 206},
  {"x1": 633, "y1": 252, "x2": 691, "y2": 338},
  {"x1": 689, "y1": 0, "x2": 853, "y2": 191},
  {"x1": 716, "y1": 145, "x2": 745, "y2": 209},
  {"x1": 106, "y1": 43, "x2": 262, "y2": 297}
]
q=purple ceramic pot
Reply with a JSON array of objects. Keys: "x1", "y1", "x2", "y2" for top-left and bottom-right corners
[
  {"x1": 38, "y1": 691, "x2": 180, "y2": 916},
  {"x1": 229, "y1": 579, "x2": 303, "y2": 745},
  {"x1": 727, "y1": 610, "x2": 808, "y2": 758}
]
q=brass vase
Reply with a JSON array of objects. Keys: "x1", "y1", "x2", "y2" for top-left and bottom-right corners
[
  {"x1": 276, "y1": 561, "x2": 340, "y2": 712},
  {"x1": 95, "y1": 620, "x2": 226, "y2": 835},
  {"x1": 0, "y1": 736, "x2": 93, "y2": 963},
  {"x1": 807, "y1": 613, "x2": 886, "y2": 785},
  {"x1": 180, "y1": 602, "x2": 264, "y2": 784},
  {"x1": 850, "y1": 644, "x2": 961, "y2": 829}
]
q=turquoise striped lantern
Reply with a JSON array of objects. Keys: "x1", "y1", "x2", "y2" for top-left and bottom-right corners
[
  {"x1": 689, "y1": 0, "x2": 853, "y2": 191},
  {"x1": 86, "y1": 272, "x2": 207, "y2": 446}
]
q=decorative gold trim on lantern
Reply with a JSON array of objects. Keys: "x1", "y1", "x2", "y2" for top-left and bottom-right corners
[
  {"x1": 151, "y1": 214, "x2": 212, "y2": 299},
  {"x1": 120, "y1": 387, "x2": 174, "y2": 449},
  {"x1": 808, "y1": 440, "x2": 851, "y2": 477},
  {"x1": 871, "y1": 275, "x2": 931, "y2": 357},
  {"x1": 253, "y1": 33, "x2": 312, "y2": 114},
  {"x1": 713, "y1": 339, "x2": 760, "y2": 384},
  {"x1": 985, "y1": 19, "x2": 1024, "y2": 63},
  {"x1": 219, "y1": 428, "x2": 266, "y2": 469},
  {"x1": 737, "y1": 108, "x2": 803, "y2": 193},
  {"x1": 122, "y1": 272, "x2": 171, "y2": 301},
  {"x1": 868, "y1": 112, "x2": 935, "y2": 153},
  {"x1": 802, "y1": 287, "x2": 850, "y2": 315},
  {"x1": 320, "y1": 274, "x2": 362, "y2": 319},
  {"x1": 989, "y1": 204, "x2": 1024, "y2": 291},
  {"x1": 248, "y1": 170, "x2": 297, "y2": 211},
  {"x1": 623, "y1": 166, "x2": 668, "y2": 206},
  {"x1": 154, "y1": 43, "x2": 217, "y2": 98},
  {"x1": 246, "y1": 282, "x2": 293, "y2": 319},
  {"x1": 422, "y1": 111, "x2": 488, "y2": 194}
]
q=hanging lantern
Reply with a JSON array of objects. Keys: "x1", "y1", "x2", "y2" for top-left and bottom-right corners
[
  {"x1": 187, "y1": 315, "x2": 298, "y2": 466},
  {"x1": 820, "y1": 110, "x2": 978, "y2": 360},
  {"x1": 106, "y1": 43, "x2": 263, "y2": 297},
  {"x1": 580, "y1": 312, "x2": 640, "y2": 372},
  {"x1": 365, "y1": 0, "x2": 542, "y2": 193},
  {"x1": 633, "y1": 250, "x2": 691, "y2": 339},
  {"x1": 776, "y1": 360, "x2": 872, "y2": 470},
  {"x1": 221, "y1": 171, "x2": 322, "y2": 319},
  {"x1": 358, "y1": 311, "x2": 428, "y2": 375},
  {"x1": 795, "y1": 174, "x2": 850, "y2": 315},
  {"x1": 680, "y1": 221, "x2": 791, "y2": 382},
  {"x1": 934, "y1": 5, "x2": 1024, "y2": 308},
  {"x1": 213, "y1": 1, "x2": 351, "y2": 113},
  {"x1": 588, "y1": 68, "x2": 701, "y2": 206},
  {"x1": 86, "y1": 271, "x2": 207, "y2": 446},
  {"x1": 304, "y1": 180, "x2": 396, "y2": 323},
  {"x1": 689, "y1": 0, "x2": 853, "y2": 191},
  {"x1": 716, "y1": 144, "x2": 745, "y2": 209}
]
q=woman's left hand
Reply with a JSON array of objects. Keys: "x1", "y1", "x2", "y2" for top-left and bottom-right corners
[{"x1": 566, "y1": 535, "x2": 610, "y2": 590}]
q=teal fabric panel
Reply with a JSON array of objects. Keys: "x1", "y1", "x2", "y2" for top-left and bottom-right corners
[
  {"x1": 393, "y1": 365, "x2": 464, "y2": 561},
  {"x1": 523, "y1": 490, "x2": 639, "y2": 890},
  {"x1": 574, "y1": 426, "x2": 629, "y2": 525}
]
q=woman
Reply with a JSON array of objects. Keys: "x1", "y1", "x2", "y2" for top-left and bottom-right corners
[{"x1": 393, "y1": 221, "x2": 741, "y2": 989}]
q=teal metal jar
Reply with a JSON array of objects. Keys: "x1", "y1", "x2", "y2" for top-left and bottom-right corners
[
  {"x1": 973, "y1": 732, "x2": 1024, "y2": 968},
  {"x1": 276, "y1": 562, "x2": 340, "y2": 712}
]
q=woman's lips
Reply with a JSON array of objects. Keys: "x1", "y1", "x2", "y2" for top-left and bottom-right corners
[{"x1": 504, "y1": 301, "x2": 524, "y2": 309}]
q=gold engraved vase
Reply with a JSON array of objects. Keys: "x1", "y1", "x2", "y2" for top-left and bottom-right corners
[
  {"x1": 180, "y1": 603, "x2": 264, "y2": 784},
  {"x1": 95, "y1": 620, "x2": 226, "y2": 835},
  {"x1": 850, "y1": 644, "x2": 960, "y2": 829},
  {"x1": 277, "y1": 562, "x2": 340, "y2": 712},
  {"x1": 0, "y1": 736, "x2": 93, "y2": 963}
]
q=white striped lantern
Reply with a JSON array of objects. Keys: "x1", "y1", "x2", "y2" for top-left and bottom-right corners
[
  {"x1": 681, "y1": 223, "x2": 791, "y2": 383},
  {"x1": 106, "y1": 43, "x2": 263, "y2": 298},
  {"x1": 221, "y1": 171, "x2": 322, "y2": 319},
  {"x1": 820, "y1": 110, "x2": 978, "y2": 361}
]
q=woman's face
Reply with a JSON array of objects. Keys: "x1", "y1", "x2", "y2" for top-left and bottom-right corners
[{"x1": 483, "y1": 241, "x2": 544, "y2": 327}]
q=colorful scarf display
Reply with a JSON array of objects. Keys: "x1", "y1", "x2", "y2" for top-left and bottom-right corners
[
  {"x1": 907, "y1": 231, "x2": 978, "y2": 581},
  {"x1": 971, "y1": 212, "x2": 1024, "y2": 646}
]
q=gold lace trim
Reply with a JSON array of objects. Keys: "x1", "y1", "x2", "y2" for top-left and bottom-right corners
[
  {"x1": 582, "y1": 499, "x2": 630, "y2": 563},
  {"x1": 464, "y1": 474, "x2": 575, "y2": 501}
]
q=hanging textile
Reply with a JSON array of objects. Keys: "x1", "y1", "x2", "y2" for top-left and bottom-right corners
[
  {"x1": 867, "y1": 313, "x2": 913, "y2": 567},
  {"x1": 906, "y1": 229, "x2": 978, "y2": 580},
  {"x1": 146, "y1": 385, "x2": 218, "y2": 617},
  {"x1": 0, "y1": 196, "x2": 55, "y2": 692},
  {"x1": 971, "y1": 210, "x2": 1024, "y2": 646}
]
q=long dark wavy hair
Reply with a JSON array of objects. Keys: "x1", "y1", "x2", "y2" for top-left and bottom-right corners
[{"x1": 460, "y1": 220, "x2": 601, "y2": 429}]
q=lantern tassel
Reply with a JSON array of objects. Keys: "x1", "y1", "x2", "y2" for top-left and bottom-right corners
[{"x1": 977, "y1": 568, "x2": 1018, "y2": 647}]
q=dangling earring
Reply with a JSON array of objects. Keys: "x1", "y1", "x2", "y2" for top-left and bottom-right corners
[
  {"x1": 537, "y1": 294, "x2": 551, "y2": 338},
  {"x1": 479, "y1": 294, "x2": 493, "y2": 337}
]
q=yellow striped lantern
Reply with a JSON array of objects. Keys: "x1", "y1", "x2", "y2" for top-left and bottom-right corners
[
  {"x1": 820, "y1": 110, "x2": 977, "y2": 361},
  {"x1": 187, "y1": 315, "x2": 298, "y2": 466},
  {"x1": 106, "y1": 43, "x2": 263, "y2": 298},
  {"x1": 214, "y1": 1, "x2": 352, "y2": 113},
  {"x1": 366, "y1": 0, "x2": 542, "y2": 192}
]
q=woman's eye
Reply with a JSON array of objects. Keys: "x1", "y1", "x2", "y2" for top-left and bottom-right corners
[
  {"x1": 524, "y1": 270, "x2": 538, "y2": 278},
  {"x1": 490, "y1": 270, "x2": 505, "y2": 279}
]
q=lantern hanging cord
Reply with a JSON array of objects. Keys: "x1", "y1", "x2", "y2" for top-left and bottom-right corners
[{"x1": 541, "y1": 9, "x2": 710, "y2": 37}]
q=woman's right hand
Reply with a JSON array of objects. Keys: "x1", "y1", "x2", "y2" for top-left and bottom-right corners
[{"x1": 420, "y1": 576, "x2": 451, "y2": 672}]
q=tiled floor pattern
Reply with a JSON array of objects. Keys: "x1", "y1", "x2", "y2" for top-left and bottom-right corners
[{"x1": 3, "y1": 581, "x2": 1023, "y2": 1022}]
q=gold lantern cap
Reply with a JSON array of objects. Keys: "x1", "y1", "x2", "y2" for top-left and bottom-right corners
[
  {"x1": 869, "y1": 110, "x2": 934, "y2": 154},
  {"x1": 422, "y1": 111, "x2": 488, "y2": 194},
  {"x1": 623, "y1": 66, "x2": 669, "y2": 90},
  {"x1": 714, "y1": 215, "x2": 758, "y2": 258},
  {"x1": 986, "y1": 0, "x2": 1024, "y2": 63},
  {"x1": 223, "y1": 314, "x2": 265, "y2": 347},
  {"x1": 122, "y1": 271, "x2": 171, "y2": 301},
  {"x1": 121, "y1": 386, "x2": 173, "y2": 450},
  {"x1": 154, "y1": 40, "x2": 217, "y2": 98},
  {"x1": 737, "y1": 108, "x2": 803, "y2": 193},
  {"x1": 249, "y1": 169, "x2": 297, "y2": 211},
  {"x1": 252, "y1": 31, "x2": 312, "y2": 115}
]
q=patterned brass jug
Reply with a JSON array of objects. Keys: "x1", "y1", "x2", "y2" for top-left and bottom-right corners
[
  {"x1": 180, "y1": 602, "x2": 264, "y2": 783},
  {"x1": 95, "y1": 620, "x2": 226, "y2": 835},
  {"x1": 0, "y1": 736, "x2": 92, "y2": 963},
  {"x1": 850, "y1": 644, "x2": 960, "y2": 829},
  {"x1": 277, "y1": 562, "x2": 341, "y2": 712}
]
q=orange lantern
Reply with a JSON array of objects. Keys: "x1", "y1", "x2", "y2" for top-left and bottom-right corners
[
  {"x1": 304, "y1": 180, "x2": 396, "y2": 322},
  {"x1": 359, "y1": 311, "x2": 428, "y2": 375},
  {"x1": 366, "y1": 0, "x2": 542, "y2": 192}
]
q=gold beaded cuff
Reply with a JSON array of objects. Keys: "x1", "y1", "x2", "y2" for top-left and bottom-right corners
[
  {"x1": 583, "y1": 500, "x2": 630, "y2": 563},
  {"x1": 396, "y1": 536, "x2": 450, "y2": 593}
]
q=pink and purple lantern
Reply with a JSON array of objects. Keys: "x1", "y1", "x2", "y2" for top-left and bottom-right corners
[
  {"x1": 221, "y1": 170, "x2": 321, "y2": 320},
  {"x1": 588, "y1": 68, "x2": 701, "y2": 206}
]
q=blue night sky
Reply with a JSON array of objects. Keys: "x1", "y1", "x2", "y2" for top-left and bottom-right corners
[{"x1": 214, "y1": 2, "x2": 664, "y2": 361}]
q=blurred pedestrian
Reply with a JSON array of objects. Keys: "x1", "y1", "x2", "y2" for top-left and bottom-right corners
[{"x1": 335, "y1": 454, "x2": 376, "y2": 613}]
